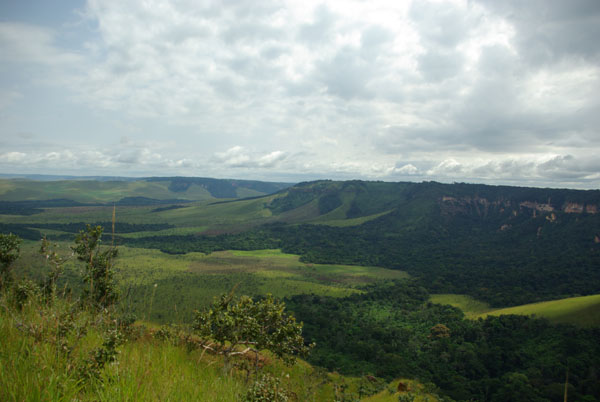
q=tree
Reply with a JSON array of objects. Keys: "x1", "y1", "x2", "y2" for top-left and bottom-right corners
[
  {"x1": 39, "y1": 235, "x2": 69, "y2": 302},
  {"x1": 194, "y1": 291, "x2": 312, "y2": 372},
  {"x1": 72, "y1": 225, "x2": 118, "y2": 308},
  {"x1": 0, "y1": 233, "x2": 21, "y2": 290}
]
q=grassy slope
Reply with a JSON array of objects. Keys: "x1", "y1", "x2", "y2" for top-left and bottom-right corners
[
  {"x1": 0, "y1": 295, "x2": 367, "y2": 401},
  {"x1": 479, "y1": 294, "x2": 600, "y2": 327},
  {"x1": 430, "y1": 293, "x2": 600, "y2": 327},
  {"x1": 429, "y1": 294, "x2": 492, "y2": 318},
  {"x1": 363, "y1": 379, "x2": 440, "y2": 402}
]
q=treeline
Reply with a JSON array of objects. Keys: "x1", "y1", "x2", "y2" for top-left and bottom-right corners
[
  {"x1": 0, "y1": 222, "x2": 175, "y2": 241},
  {"x1": 31, "y1": 222, "x2": 174, "y2": 233},
  {"x1": 0, "y1": 198, "x2": 192, "y2": 216},
  {"x1": 285, "y1": 281, "x2": 600, "y2": 401},
  {"x1": 0, "y1": 199, "x2": 91, "y2": 215},
  {"x1": 121, "y1": 229, "x2": 281, "y2": 255}
]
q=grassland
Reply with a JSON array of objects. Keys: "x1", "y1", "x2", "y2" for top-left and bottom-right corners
[
  {"x1": 429, "y1": 294, "x2": 492, "y2": 318},
  {"x1": 430, "y1": 293, "x2": 600, "y2": 327},
  {"x1": 478, "y1": 294, "x2": 600, "y2": 327},
  {"x1": 14, "y1": 241, "x2": 408, "y2": 324},
  {"x1": 116, "y1": 248, "x2": 408, "y2": 323},
  {"x1": 363, "y1": 379, "x2": 440, "y2": 402}
]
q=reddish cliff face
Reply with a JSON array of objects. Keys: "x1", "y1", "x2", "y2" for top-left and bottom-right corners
[
  {"x1": 563, "y1": 202, "x2": 598, "y2": 214},
  {"x1": 440, "y1": 196, "x2": 508, "y2": 217},
  {"x1": 441, "y1": 196, "x2": 598, "y2": 218},
  {"x1": 519, "y1": 201, "x2": 554, "y2": 212},
  {"x1": 564, "y1": 203, "x2": 584, "y2": 213}
]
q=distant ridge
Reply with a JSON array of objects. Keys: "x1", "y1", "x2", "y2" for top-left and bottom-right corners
[{"x1": 0, "y1": 175, "x2": 293, "y2": 203}]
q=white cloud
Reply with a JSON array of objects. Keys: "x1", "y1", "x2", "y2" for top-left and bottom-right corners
[
  {"x1": 213, "y1": 146, "x2": 287, "y2": 169},
  {"x1": 0, "y1": 152, "x2": 27, "y2": 163},
  {"x1": 0, "y1": 0, "x2": 599, "y2": 188}
]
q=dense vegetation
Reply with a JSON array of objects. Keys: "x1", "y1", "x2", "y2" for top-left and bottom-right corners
[
  {"x1": 115, "y1": 208, "x2": 600, "y2": 307},
  {"x1": 285, "y1": 281, "x2": 600, "y2": 401}
]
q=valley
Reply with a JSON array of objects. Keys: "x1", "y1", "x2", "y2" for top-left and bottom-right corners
[{"x1": 1, "y1": 176, "x2": 600, "y2": 401}]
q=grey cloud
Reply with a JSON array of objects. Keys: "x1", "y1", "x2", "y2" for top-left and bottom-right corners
[
  {"x1": 477, "y1": 45, "x2": 517, "y2": 77},
  {"x1": 226, "y1": 54, "x2": 282, "y2": 81},
  {"x1": 260, "y1": 45, "x2": 286, "y2": 60},
  {"x1": 222, "y1": 22, "x2": 283, "y2": 45},
  {"x1": 317, "y1": 47, "x2": 374, "y2": 99},
  {"x1": 536, "y1": 155, "x2": 600, "y2": 180},
  {"x1": 409, "y1": 1, "x2": 474, "y2": 48},
  {"x1": 475, "y1": 0, "x2": 600, "y2": 65},
  {"x1": 299, "y1": 5, "x2": 336, "y2": 44},
  {"x1": 418, "y1": 50, "x2": 464, "y2": 81},
  {"x1": 228, "y1": 0, "x2": 281, "y2": 19},
  {"x1": 18, "y1": 131, "x2": 34, "y2": 139}
]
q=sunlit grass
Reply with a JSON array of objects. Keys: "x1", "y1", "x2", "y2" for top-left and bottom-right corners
[
  {"x1": 429, "y1": 294, "x2": 492, "y2": 318},
  {"x1": 479, "y1": 294, "x2": 600, "y2": 327},
  {"x1": 431, "y1": 293, "x2": 600, "y2": 327}
]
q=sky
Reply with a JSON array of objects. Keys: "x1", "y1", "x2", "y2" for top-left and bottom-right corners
[{"x1": 0, "y1": 0, "x2": 599, "y2": 188}]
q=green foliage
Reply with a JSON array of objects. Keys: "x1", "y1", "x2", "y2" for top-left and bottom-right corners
[
  {"x1": 72, "y1": 225, "x2": 118, "y2": 308},
  {"x1": 194, "y1": 291, "x2": 311, "y2": 370},
  {"x1": 79, "y1": 326, "x2": 124, "y2": 380},
  {"x1": 244, "y1": 373, "x2": 291, "y2": 402},
  {"x1": 12, "y1": 278, "x2": 40, "y2": 309},
  {"x1": 286, "y1": 281, "x2": 600, "y2": 401},
  {"x1": 39, "y1": 236, "x2": 69, "y2": 302},
  {"x1": 0, "y1": 233, "x2": 21, "y2": 289}
]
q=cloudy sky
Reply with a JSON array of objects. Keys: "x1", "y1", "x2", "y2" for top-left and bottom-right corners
[{"x1": 1, "y1": 0, "x2": 599, "y2": 188}]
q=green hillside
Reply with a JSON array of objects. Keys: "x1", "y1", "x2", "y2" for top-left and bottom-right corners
[
  {"x1": 479, "y1": 294, "x2": 600, "y2": 327},
  {"x1": 429, "y1": 294, "x2": 493, "y2": 318},
  {"x1": 431, "y1": 293, "x2": 600, "y2": 327}
]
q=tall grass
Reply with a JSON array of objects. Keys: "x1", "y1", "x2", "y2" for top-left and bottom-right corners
[
  {"x1": 0, "y1": 291, "x2": 246, "y2": 401},
  {"x1": 2, "y1": 287, "x2": 377, "y2": 401}
]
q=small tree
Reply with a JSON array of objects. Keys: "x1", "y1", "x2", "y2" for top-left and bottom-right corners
[
  {"x1": 72, "y1": 225, "x2": 118, "y2": 308},
  {"x1": 39, "y1": 235, "x2": 69, "y2": 302},
  {"x1": 0, "y1": 233, "x2": 21, "y2": 290},
  {"x1": 194, "y1": 291, "x2": 312, "y2": 372}
]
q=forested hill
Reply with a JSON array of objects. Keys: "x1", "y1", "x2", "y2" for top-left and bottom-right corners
[
  {"x1": 267, "y1": 180, "x2": 600, "y2": 306},
  {"x1": 120, "y1": 180, "x2": 600, "y2": 307}
]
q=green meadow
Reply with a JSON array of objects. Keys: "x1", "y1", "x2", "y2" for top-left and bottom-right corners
[
  {"x1": 431, "y1": 293, "x2": 600, "y2": 327},
  {"x1": 429, "y1": 294, "x2": 493, "y2": 318},
  {"x1": 114, "y1": 248, "x2": 408, "y2": 323},
  {"x1": 478, "y1": 294, "x2": 600, "y2": 327},
  {"x1": 14, "y1": 242, "x2": 408, "y2": 324}
]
